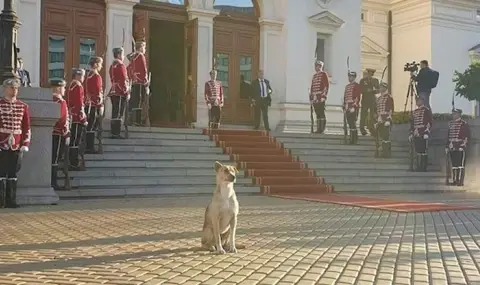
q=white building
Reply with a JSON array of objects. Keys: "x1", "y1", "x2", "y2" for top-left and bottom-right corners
[{"x1": 3, "y1": 0, "x2": 479, "y2": 132}]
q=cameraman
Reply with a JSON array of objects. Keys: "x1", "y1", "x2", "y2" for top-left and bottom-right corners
[{"x1": 410, "y1": 60, "x2": 434, "y2": 109}]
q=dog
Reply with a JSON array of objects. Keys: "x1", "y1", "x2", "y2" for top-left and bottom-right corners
[{"x1": 201, "y1": 161, "x2": 241, "y2": 254}]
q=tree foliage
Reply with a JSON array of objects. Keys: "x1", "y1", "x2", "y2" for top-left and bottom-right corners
[{"x1": 453, "y1": 61, "x2": 480, "y2": 101}]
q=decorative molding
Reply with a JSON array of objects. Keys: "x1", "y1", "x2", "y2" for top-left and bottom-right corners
[
  {"x1": 361, "y1": 36, "x2": 389, "y2": 57},
  {"x1": 308, "y1": 10, "x2": 345, "y2": 33},
  {"x1": 315, "y1": 0, "x2": 334, "y2": 9},
  {"x1": 187, "y1": 7, "x2": 219, "y2": 20},
  {"x1": 259, "y1": 18, "x2": 284, "y2": 31}
]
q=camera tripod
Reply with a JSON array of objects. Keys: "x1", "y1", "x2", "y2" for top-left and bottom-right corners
[{"x1": 403, "y1": 78, "x2": 419, "y2": 171}]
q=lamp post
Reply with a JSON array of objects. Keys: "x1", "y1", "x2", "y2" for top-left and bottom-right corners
[{"x1": 0, "y1": 0, "x2": 21, "y2": 82}]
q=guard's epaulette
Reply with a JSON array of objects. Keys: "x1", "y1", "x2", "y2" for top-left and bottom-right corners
[{"x1": 69, "y1": 80, "x2": 80, "y2": 90}]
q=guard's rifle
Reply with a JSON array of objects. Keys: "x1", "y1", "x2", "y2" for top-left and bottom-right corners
[
  {"x1": 61, "y1": 70, "x2": 72, "y2": 189},
  {"x1": 374, "y1": 65, "x2": 388, "y2": 157},
  {"x1": 343, "y1": 56, "x2": 349, "y2": 144},
  {"x1": 97, "y1": 32, "x2": 108, "y2": 153},
  {"x1": 309, "y1": 88, "x2": 314, "y2": 133},
  {"x1": 445, "y1": 92, "x2": 456, "y2": 184},
  {"x1": 141, "y1": 71, "x2": 151, "y2": 127},
  {"x1": 123, "y1": 28, "x2": 130, "y2": 138},
  {"x1": 409, "y1": 132, "x2": 415, "y2": 171},
  {"x1": 14, "y1": 44, "x2": 24, "y2": 172}
]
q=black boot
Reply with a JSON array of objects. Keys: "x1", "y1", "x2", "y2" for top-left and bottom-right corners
[
  {"x1": 85, "y1": 132, "x2": 96, "y2": 154},
  {"x1": 69, "y1": 147, "x2": 80, "y2": 171},
  {"x1": 422, "y1": 155, "x2": 428, "y2": 172},
  {"x1": 321, "y1": 119, "x2": 327, "y2": 134},
  {"x1": 458, "y1": 168, "x2": 465, "y2": 186},
  {"x1": 51, "y1": 165, "x2": 60, "y2": 189},
  {"x1": 0, "y1": 179, "x2": 6, "y2": 208},
  {"x1": 111, "y1": 120, "x2": 123, "y2": 139},
  {"x1": 6, "y1": 179, "x2": 18, "y2": 208},
  {"x1": 360, "y1": 128, "x2": 367, "y2": 136},
  {"x1": 352, "y1": 130, "x2": 358, "y2": 144},
  {"x1": 135, "y1": 110, "x2": 142, "y2": 126},
  {"x1": 315, "y1": 119, "x2": 322, "y2": 133},
  {"x1": 382, "y1": 142, "x2": 391, "y2": 158},
  {"x1": 415, "y1": 154, "x2": 421, "y2": 171}
]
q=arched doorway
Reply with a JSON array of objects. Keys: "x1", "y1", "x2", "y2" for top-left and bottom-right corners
[{"x1": 213, "y1": 0, "x2": 260, "y2": 125}]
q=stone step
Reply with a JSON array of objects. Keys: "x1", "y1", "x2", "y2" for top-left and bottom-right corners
[
  {"x1": 86, "y1": 160, "x2": 233, "y2": 168},
  {"x1": 333, "y1": 183, "x2": 466, "y2": 193},
  {"x1": 114, "y1": 126, "x2": 202, "y2": 134},
  {"x1": 99, "y1": 145, "x2": 222, "y2": 153},
  {"x1": 59, "y1": 176, "x2": 252, "y2": 187},
  {"x1": 291, "y1": 149, "x2": 407, "y2": 157},
  {"x1": 104, "y1": 132, "x2": 208, "y2": 140},
  {"x1": 103, "y1": 138, "x2": 216, "y2": 147},
  {"x1": 316, "y1": 169, "x2": 444, "y2": 177},
  {"x1": 296, "y1": 155, "x2": 409, "y2": 164},
  {"x1": 85, "y1": 153, "x2": 230, "y2": 161},
  {"x1": 57, "y1": 185, "x2": 260, "y2": 198},
  {"x1": 282, "y1": 142, "x2": 408, "y2": 152},
  {"x1": 325, "y1": 175, "x2": 444, "y2": 184},
  {"x1": 277, "y1": 136, "x2": 405, "y2": 146},
  {"x1": 274, "y1": 132, "x2": 374, "y2": 140},
  {"x1": 59, "y1": 168, "x2": 233, "y2": 178},
  {"x1": 310, "y1": 162, "x2": 440, "y2": 171}
]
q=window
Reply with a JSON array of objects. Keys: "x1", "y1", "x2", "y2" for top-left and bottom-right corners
[
  {"x1": 214, "y1": 0, "x2": 255, "y2": 15},
  {"x1": 316, "y1": 33, "x2": 331, "y2": 73},
  {"x1": 361, "y1": 12, "x2": 364, "y2": 21},
  {"x1": 476, "y1": 9, "x2": 480, "y2": 22},
  {"x1": 79, "y1": 38, "x2": 96, "y2": 70},
  {"x1": 48, "y1": 35, "x2": 65, "y2": 81},
  {"x1": 216, "y1": 53, "x2": 230, "y2": 99},
  {"x1": 167, "y1": 0, "x2": 185, "y2": 5}
]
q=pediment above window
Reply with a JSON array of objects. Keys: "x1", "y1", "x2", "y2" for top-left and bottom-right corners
[
  {"x1": 308, "y1": 11, "x2": 345, "y2": 33},
  {"x1": 361, "y1": 36, "x2": 389, "y2": 57}
]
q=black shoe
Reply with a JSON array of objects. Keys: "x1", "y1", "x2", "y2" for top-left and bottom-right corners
[
  {"x1": 6, "y1": 179, "x2": 18, "y2": 208},
  {"x1": 110, "y1": 135, "x2": 125, "y2": 139},
  {"x1": 360, "y1": 129, "x2": 367, "y2": 136}
]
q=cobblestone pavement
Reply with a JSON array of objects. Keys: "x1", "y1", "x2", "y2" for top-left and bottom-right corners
[{"x1": 1, "y1": 194, "x2": 480, "y2": 285}]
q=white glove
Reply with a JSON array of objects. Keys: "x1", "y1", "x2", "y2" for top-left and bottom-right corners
[
  {"x1": 423, "y1": 134, "x2": 429, "y2": 140},
  {"x1": 83, "y1": 121, "x2": 88, "y2": 127},
  {"x1": 146, "y1": 86, "x2": 150, "y2": 96},
  {"x1": 349, "y1": 108, "x2": 355, "y2": 113},
  {"x1": 65, "y1": 137, "x2": 70, "y2": 146},
  {"x1": 408, "y1": 135, "x2": 413, "y2": 142},
  {"x1": 207, "y1": 104, "x2": 212, "y2": 110},
  {"x1": 220, "y1": 104, "x2": 224, "y2": 108},
  {"x1": 459, "y1": 148, "x2": 464, "y2": 152},
  {"x1": 449, "y1": 142, "x2": 453, "y2": 149},
  {"x1": 320, "y1": 98, "x2": 325, "y2": 103},
  {"x1": 384, "y1": 121, "x2": 390, "y2": 127},
  {"x1": 20, "y1": 146, "x2": 29, "y2": 153},
  {"x1": 445, "y1": 148, "x2": 449, "y2": 154},
  {"x1": 99, "y1": 106, "x2": 105, "y2": 117},
  {"x1": 127, "y1": 95, "x2": 131, "y2": 101}
]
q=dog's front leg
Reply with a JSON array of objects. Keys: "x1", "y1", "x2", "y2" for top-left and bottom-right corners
[
  {"x1": 226, "y1": 215, "x2": 238, "y2": 253},
  {"x1": 213, "y1": 217, "x2": 226, "y2": 254}
]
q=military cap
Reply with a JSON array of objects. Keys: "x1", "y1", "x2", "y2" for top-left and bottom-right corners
[
  {"x1": 379, "y1": 81, "x2": 388, "y2": 88},
  {"x1": 315, "y1": 60, "x2": 324, "y2": 66},
  {"x1": 112, "y1": 47, "x2": 124, "y2": 54},
  {"x1": 348, "y1": 71, "x2": 357, "y2": 77},
  {"x1": 2, "y1": 78, "x2": 20, "y2": 88},
  {"x1": 135, "y1": 40, "x2": 146, "y2": 49},
  {"x1": 72, "y1": 68, "x2": 85, "y2": 76},
  {"x1": 452, "y1": 108, "x2": 463, "y2": 114},
  {"x1": 88, "y1": 56, "x2": 103, "y2": 66},
  {"x1": 50, "y1": 79, "x2": 66, "y2": 87},
  {"x1": 366, "y1": 68, "x2": 376, "y2": 75}
]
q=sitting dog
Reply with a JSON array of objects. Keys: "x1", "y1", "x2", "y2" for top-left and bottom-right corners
[{"x1": 201, "y1": 161, "x2": 240, "y2": 254}]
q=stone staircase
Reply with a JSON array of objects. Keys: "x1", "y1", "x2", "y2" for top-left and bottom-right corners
[
  {"x1": 57, "y1": 127, "x2": 259, "y2": 198},
  {"x1": 274, "y1": 132, "x2": 465, "y2": 193}
]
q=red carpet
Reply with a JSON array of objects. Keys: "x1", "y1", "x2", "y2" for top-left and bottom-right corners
[
  {"x1": 271, "y1": 193, "x2": 479, "y2": 213},
  {"x1": 204, "y1": 129, "x2": 334, "y2": 194}
]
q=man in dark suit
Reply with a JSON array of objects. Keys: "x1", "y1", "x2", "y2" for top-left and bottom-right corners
[
  {"x1": 251, "y1": 70, "x2": 272, "y2": 131},
  {"x1": 16, "y1": 58, "x2": 31, "y2": 87}
]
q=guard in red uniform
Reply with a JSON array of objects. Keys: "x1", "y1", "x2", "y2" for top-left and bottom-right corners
[
  {"x1": 343, "y1": 71, "x2": 361, "y2": 144},
  {"x1": 127, "y1": 40, "x2": 148, "y2": 126},
  {"x1": 84, "y1": 56, "x2": 104, "y2": 153},
  {"x1": 51, "y1": 79, "x2": 70, "y2": 189},
  {"x1": 409, "y1": 97, "x2": 432, "y2": 171},
  {"x1": 0, "y1": 78, "x2": 31, "y2": 208},
  {"x1": 108, "y1": 47, "x2": 129, "y2": 138},
  {"x1": 310, "y1": 60, "x2": 329, "y2": 134},
  {"x1": 375, "y1": 82, "x2": 394, "y2": 157},
  {"x1": 445, "y1": 108, "x2": 470, "y2": 186},
  {"x1": 67, "y1": 68, "x2": 87, "y2": 170},
  {"x1": 204, "y1": 69, "x2": 224, "y2": 129}
]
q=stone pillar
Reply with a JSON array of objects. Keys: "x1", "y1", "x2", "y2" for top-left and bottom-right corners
[
  {"x1": 187, "y1": 8, "x2": 218, "y2": 128},
  {"x1": 104, "y1": 0, "x2": 139, "y2": 121},
  {"x1": 0, "y1": 87, "x2": 60, "y2": 205}
]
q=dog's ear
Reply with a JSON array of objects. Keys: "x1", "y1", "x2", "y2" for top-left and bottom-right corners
[
  {"x1": 214, "y1": 161, "x2": 223, "y2": 172},
  {"x1": 233, "y1": 167, "x2": 239, "y2": 174}
]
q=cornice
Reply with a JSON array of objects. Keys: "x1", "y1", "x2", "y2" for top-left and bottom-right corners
[{"x1": 431, "y1": 17, "x2": 480, "y2": 32}]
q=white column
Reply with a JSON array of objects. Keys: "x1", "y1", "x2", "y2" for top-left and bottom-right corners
[
  {"x1": 187, "y1": 8, "x2": 218, "y2": 128},
  {"x1": 104, "y1": 0, "x2": 138, "y2": 120},
  {"x1": 16, "y1": 0, "x2": 42, "y2": 87}
]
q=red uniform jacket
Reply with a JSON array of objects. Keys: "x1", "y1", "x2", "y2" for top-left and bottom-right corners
[
  {"x1": 204, "y1": 80, "x2": 224, "y2": 106},
  {"x1": 0, "y1": 97, "x2": 31, "y2": 150},
  {"x1": 84, "y1": 71, "x2": 103, "y2": 107},
  {"x1": 376, "y1": 93, "x2": 394, "y2": 122},
  {"x1": 343, "y1": 82, "x2": 361, "y2": 110},
  {"x1": 410, "y1": 105, "x2": 432, "y2": 136},
  {"x1": 67, "y1": 80, "x2": 87, "y2": 124},
  {"x1": 109, "y1": 59, "x2": 129, "y2": 97},
  {"x1": 310, "y1": 71, "x2": 329, "y2": 103},
  {"x1": 52, "y1": 94, "x2": 70, "y2": 138},
  {"x1": 127, "y1": 52, "x2": 148, "y2": 85},
  {"x1": 446, "y1": 119, "x2": 469, "y2": 150}
]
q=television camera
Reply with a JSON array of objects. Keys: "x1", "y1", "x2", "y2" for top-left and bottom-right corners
[{"x1": 404, "y1": 61, "x2": 420, "y2": 73}]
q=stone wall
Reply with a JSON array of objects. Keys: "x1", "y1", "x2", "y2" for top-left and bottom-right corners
[{"x1": 0, "y1": 87, "x2": 60, "y2": 205}]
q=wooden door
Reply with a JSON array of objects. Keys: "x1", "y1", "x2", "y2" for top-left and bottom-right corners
[
  {"x1": 184, "y1": 18, "x2": 198, "y2": 124},
  {"x1": 133, "y1": 9, "x2": 149, "y2": 62}
]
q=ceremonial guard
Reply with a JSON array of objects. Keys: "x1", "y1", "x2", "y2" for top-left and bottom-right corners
[
  {"x1": 309, "y1": 60, "x2": 329, "y2": 134},
  {"x1": 127, "y1": 40, "x2": 149, "y2": 126},
  {"x1": 0, "y1": 78, "x2": 31, "y2": 208},
  {"x1": 108, "y1": 47, "x2": 130, "y2": 138},
  {"x1": 343, "y1": 71, "x2": 361, "y2": 144},
  {"x1": 67, "y1": 68, "x2": 87, "y2": 170},
  {"x1": 51, "y1": 79, "x2": 70, "y2": 189},
  {"x1": 409, "y1": 97, "x2": 432, "y2": 171},
  {"x1": 84, "y1": 56, "x2": 103, "y2": 153},
  {"x1": 204, "y1": 69, "x2": 224, "y2": 129},
  {"x1": 375, "y1": 82, "x2": 394, "y2": 157},
  {"x1": 445, "y1": 108, "x2": 470, "y2": 186},
  {"x1": 359, "y1": 68, "x2": 380, "y2": 136}
]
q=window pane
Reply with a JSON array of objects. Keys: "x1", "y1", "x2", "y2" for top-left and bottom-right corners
[
  {"x1": 316, "y1": 39, "x2": 325, "y2": 62},
  {"x1": 214, "y1": 0, "x2": 255, "y2": 15},
  {"x1": 167, "y1": 0, "x2": 185, "y2": 5},
  {"x1": 79, "y1": 38, "x2": 96, "y2": 70},
  {"x1": 48, "y1": 35, "x2": 65, "y2": 81},
  {"x1": 216, "y1": 53, "x2": 229, "y2": 99},
  {"x1": 239, "y1": 55, "x2": 253, "y2": 99}
]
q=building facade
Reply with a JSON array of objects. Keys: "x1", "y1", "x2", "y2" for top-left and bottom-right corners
[{"x1": 5, "y1": 0, "x2": 479, "y2": 132}]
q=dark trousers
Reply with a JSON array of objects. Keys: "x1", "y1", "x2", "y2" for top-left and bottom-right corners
[
  {"x1": 130, "y1": 84, "x2": 146, "y2": 125},
  {"x1": 51, "y1": 134, "x2": 65, "y2": 187},
  {"x1": 346, "y1": 110, "x2": 358, "y2": 144},
  {"x1": 450, "y1": 150, "x2": 466, "y2": 185},
  {"x1": 0, "y1": 150, "x2": 20, "y2": 208},
  {"x1": 69, "y1": 123, "x2": 84, "y2": 168},
  {"x1": 313, "y1": 102, "x2": 326, "y2": 133},
  {"x1": 360, "y1": 98, "x2": 375, "y2": 133},
  {"x1": 209, "y1": 106, "x2": 221, "y2": 129},
  {"x1": 85, "y1": 105, "x2": 100, "y2": 152},
  {"x1": 254, "y1": 98, "x2": 270, "y2": 130},
  {"x1": 414, "y1": 137, "x2": 428, "y2": 171},
  {"x1": 110, "y1": 96, "x2": 127, "y2": 137},
  {"x1": 376, "y1": 122, "x2": 391, "y2": 157}
]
